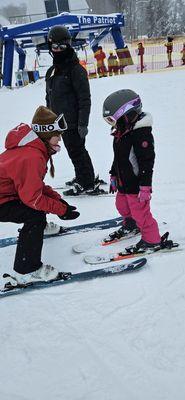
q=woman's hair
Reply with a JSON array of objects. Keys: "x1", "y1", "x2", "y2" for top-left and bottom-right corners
[
  {"x1": 41, "y1": 138, "x2": 55, "y2": 178},
  {"x1": 32, "y1": 105, "x2": 63, "y2": 178}
]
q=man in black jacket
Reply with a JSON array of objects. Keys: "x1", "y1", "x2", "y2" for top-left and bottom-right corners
[{"x1": 46, "y1": 25, "x2": 96, "y2": 195}]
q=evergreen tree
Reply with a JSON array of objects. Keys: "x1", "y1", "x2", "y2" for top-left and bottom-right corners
[
  {"x1": 155, "y1": 0, "x2": 169, "y2": 36},
  {"x1": 89, "y1": 0, "x2": 185, "y2": 39},
  {"x1": 145, "y1": 0, "x2": 156, "y2": 37},
  {"x1": 167, "y1": 0, "x2": 185, "y2": 35}
]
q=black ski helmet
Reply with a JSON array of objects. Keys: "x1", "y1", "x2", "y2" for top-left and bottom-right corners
[
  {"x1": 48, "y1": 25, "x2": 71, "y2": 45},
  {"x1": 103, "y1": 89, "x2": 142, "y2": 126}
]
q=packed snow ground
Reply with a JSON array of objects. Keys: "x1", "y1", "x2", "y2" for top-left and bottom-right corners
[{"x1": 1, "y1": 68, "x2": 185, "y2": 400}]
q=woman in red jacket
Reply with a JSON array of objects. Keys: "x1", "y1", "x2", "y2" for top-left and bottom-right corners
[{"x1": 0, "y1": 106, "x2": 79, "y2": 284}]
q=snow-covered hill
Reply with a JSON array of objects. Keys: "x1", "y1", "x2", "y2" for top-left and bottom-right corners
[{"x1": 0, "y1": 69, "x2": 185, "y2": 400}]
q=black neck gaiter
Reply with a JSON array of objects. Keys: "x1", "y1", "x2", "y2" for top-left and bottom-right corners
[{"x1": 52, "y1": 46, "x2": 74, "y2": 65}]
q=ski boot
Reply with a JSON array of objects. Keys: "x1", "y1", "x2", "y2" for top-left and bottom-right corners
[
  {"x1": 94, "y1": 175, "x2": 107, "y2": 186},
  {"x1": 65, "y1": 175, "x2": 107, "y2": 188},
  {"x1": 63, "y1": 182, "x2": 107, "y2": 196},
  {"x1": 102, "y1": 217, "x2": 140, "y2": 245},
  {"x1": 85, "y1": 182, "x2": 108, "y2": 195},
  {"x1": 65, "y1": 177, "x2": 76, "y2": 187},
  {"x1": 18, "y1": 222, "x2": 64, "y2": 238},
  {"x1": 44, "y1": 221, "x2": 61, "y2": 235},
  {"x1": 16, "y1": 264, "x2": 59, "y2": 284},
  {"x1": 63, "y1": 183, "x2": 87, "y2": 196},
  {"x1": 2, "y1": 264, "x2": 60, "y2": 290},
  {"x1": 125, "y1": 232, "x2": 178, "y2": 255},
  {"x1": 125, "y1": 239, "x2": 161, "y2": 255}
]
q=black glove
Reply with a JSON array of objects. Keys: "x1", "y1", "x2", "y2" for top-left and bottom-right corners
[
  {"x1": 78, "y1": 126, "x2": 88, "y2": 139},
  {"x1": 60, "y1": 198, "x2": 76, "y2": 210},
  {"x1": 58, "y1": 200, "x2": 80, "y2": 220}
]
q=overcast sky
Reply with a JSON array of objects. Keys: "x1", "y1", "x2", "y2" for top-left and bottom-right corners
[
  {"x1": 0, "y1": 0, "x2": 29, "y2": 7},
  {"x1": 0, "y1": 0, "x2": 27, "y2": 4},
  {"x1": 0, "y1": 0, "x2": 89, "y2": 11}
]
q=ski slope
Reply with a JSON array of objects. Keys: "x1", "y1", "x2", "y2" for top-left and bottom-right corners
[{"x1": 1, "y1": 68, "x2": 185, "y2": 400}]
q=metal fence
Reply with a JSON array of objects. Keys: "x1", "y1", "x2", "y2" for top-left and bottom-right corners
[{"x1": 100, "y1": 39, "x2": 185, "y2": 75}]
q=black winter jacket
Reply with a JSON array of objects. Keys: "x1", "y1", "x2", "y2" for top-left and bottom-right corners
[
  {"x1": 110, "y1": 113, "x2": 155, "y2": 194},
  {"x1": 45, "y1": 50, "x2": 91, "y2": 130}
]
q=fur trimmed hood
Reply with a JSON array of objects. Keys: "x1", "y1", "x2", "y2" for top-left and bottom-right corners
[{"x1": 133, "y1": 112, "x2": 153, "y2": 130}]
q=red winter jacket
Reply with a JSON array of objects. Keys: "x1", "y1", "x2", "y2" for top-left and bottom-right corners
[{"x1": 0, "y1": 123, "x2": 67, "y2": 216}]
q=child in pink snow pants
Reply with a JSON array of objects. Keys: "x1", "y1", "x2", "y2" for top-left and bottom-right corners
[
  {"x1": 116, "y1": 192, "x2": 160, "y2": 243},
  {"x1": 103, "y1": 89, "x2": 161, "y2": 250}
]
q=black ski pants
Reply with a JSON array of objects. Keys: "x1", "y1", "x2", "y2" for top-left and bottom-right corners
[
  {"x1": 62, "y1": 128, "x2": 95, "y2": 189},
  {"x1": 0, "y1": 200, "x2": 46, "y2": 274}
]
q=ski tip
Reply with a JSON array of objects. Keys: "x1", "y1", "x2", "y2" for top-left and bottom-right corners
[
  {"x1": 101, "y1": 239, "x2": 118, "y2": 246},
  {"x1": 129, "y1": 257, "x2": 147, "y2": 266},
  {"x1": 124, "y1": 257, "x2": 147, "y2": 272},
  {"x1": 135, "y1": 257, "x2": 147, "y2": 265}
]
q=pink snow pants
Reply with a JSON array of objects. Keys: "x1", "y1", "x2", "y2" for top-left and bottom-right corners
[{"x1": 116, "y1": 192, "x2": 161, "y2": 244}]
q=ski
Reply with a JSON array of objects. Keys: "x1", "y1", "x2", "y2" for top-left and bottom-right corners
[
  {"x1": 0, "y1": 258, "x2": 147, "y2": 298},
  {"x1": 62, "y1": 190, "x2": 109, "y2": 197},
  {"x1": 73, "y1": 230, "x2": 140, "y2": 254},
  {"x1": 54, "y1": 181, "x2": 108, "y2": 191},
  {"x1": 0, "y1": 217, "x2": 122, "y2": 249},
  {"x1": 72, "y1": 222, "x2": 167, "y2": 254},
  {"x1": 84, "y1": 234, "x2": 180, "y2": 265},
  {"x1": 84, "y1": 247, "x2": 181, "y2": 265},
  {"x1": 62, "y1": 182, "x2": 109, "y2": 197}
]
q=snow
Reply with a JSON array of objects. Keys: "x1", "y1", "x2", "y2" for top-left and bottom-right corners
[{"x1": 1, "y1": 68, "x2": 185, "y2": 400}]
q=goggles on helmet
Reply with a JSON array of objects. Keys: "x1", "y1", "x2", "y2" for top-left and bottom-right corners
[
  {"x1": 103, "y1": 115, "x2": 117, "y2": 126},
  {"x1": 51, "y1": 43, "x2": 67, "y2": 50},
  {"x1": 104, "y1": 97, "x2": 141, "y2": 127},
  {"x1": 32, "y1": 113, "x2": 68, "y2": 134}
]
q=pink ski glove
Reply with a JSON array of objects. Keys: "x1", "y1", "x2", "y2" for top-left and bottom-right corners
[
  {"x1": 138, "y1": 186, "x2": 152, "y2": 202},
  {"x1": 109, "y1": 176, "x2": 117, "y2": 194}
]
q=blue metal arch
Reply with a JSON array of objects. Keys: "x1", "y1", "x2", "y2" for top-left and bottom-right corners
[{"x1": 0, "y1": 12, "x2": 125, "y2": 86}]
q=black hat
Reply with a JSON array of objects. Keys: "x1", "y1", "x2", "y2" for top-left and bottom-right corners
[{"x1": 48, "y1": 25, "x2": 71, "y2": 45}]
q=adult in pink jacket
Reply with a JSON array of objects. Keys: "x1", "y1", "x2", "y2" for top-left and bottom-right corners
[{"x1": 0, "y1": 106, "x2": 79, "y2": 284}]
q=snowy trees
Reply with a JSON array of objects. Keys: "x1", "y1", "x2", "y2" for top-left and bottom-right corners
[
  {"x1": 166, "y1": 0, "x2": 185, "y2": 35},
  {"x1": 145, "y1": 0, "x2": 169, "y2": 37},
  {"x1": 134, "y1": 0, "x2": 185, "y2": 38},
  {"x1": 88, "y1": 0, "x2": 185, "y2": 39},
  {"x1": 126, "y1": 0, "x2": 185, "y2": 38}
]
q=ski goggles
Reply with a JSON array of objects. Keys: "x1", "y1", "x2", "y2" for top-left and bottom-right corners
[
  {"x1": 51, "y1": 43, "x2": 67, "y2": 50},
  {"x1": 103, "y1": 97, "x2": 141, "y2": 126},
  {"x1": 32, "y1": 113, "x2": 68, "y2": 134}
]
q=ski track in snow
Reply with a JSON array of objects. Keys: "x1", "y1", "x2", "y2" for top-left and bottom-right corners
[{"x1": 1, "y1": 69, "x2": 185, "y2": 399}]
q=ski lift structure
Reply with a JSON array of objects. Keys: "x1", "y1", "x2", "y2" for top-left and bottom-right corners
[{"x1": 0, "y1": 12, "x2": 125, "y2": 87}]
